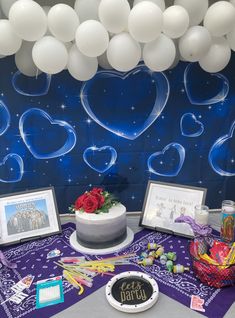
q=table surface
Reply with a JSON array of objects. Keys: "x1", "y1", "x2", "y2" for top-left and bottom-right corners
[{"x1": 52, "y1": 212, "x2": 235, "y2": 318}]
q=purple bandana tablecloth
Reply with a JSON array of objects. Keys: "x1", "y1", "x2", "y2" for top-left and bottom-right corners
[{"x1": 0, "y1": 223, "x2": 234, "y2": 318}]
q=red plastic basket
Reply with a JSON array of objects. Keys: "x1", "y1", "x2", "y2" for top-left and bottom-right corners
[{"x1": 189, "y1": 238, "x2": 235, "y2": 288}]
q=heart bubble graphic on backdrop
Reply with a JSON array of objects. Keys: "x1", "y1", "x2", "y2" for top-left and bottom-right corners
[
  {"x1": 12, "y1": 71, "x2": 51, "y2": 97},
  {"x1": 209, "y1": 121, "x2": 235, "y2": 176},
  {"x1": 147, "y1": 143, "x2": 185, "y2": 177},
  {"x1": 0, "y1": 153, "x2": 24, "y2": 183},
  {"x1": 19, "y1": 108, "x2": 76, "y2": 159},
  {"x1": 180, "y1": 113, "x2": 204, "y2": 137},
  {"x1": 184, "y1": 63, "x2": 229, "y2": 105},
  {"x1": 0, "y1": 100, "x2": 10, "y2": 135},
  {"x1": 83, "y1": 146, "x2": 117, "y2": 173},
  {"x1": 80, "y1": 65, "x2": 170, "y2": 140}
]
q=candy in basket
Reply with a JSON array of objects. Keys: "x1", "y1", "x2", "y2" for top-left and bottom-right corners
[
  {"x1": 189, "y1": 238, "x2": 235, "y2": 288},
  {"x1": 175, "y1": 214, "x2": 235, "y2": 288}
]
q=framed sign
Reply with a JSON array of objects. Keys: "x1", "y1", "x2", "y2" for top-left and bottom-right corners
[
  {"x1": 0, "y1": 187, "x2": 61, "y2": 246},
  {"x1": 139, "y1": 181, "x2": 207, "y2": 238}
]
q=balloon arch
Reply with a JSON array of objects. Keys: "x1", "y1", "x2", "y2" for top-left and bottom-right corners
[{"x1": 0, "y1": 0, "x2": 234, "y2": 80}]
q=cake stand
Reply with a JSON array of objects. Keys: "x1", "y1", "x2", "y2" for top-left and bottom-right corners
[{"x1": 69, "y1": 227, "x2": 134, "y2": 255}]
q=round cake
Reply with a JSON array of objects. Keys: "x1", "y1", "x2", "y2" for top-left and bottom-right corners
[{"x1": 75, "y1": 203, "x2": 127, "y2": 249}]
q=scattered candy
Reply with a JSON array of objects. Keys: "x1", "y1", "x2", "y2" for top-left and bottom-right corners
[
  {"x1": 166, "y1": 260, "x2": 174, "y2": 272},
  {"x1": 173, "y1": 264, "x2": 190, "y2": 274},
  {"x1": 167, "y1": 252, "x2": 177, "y2": 261},
  {"x1": 160, "y1": 254, "x2": 168, "y2": 265},
  {"x1": 138, "y1": 257, "x2": 154, "y2": 266},
  {"x1": 140, "y1": 252, "x2": 148, "y2": 259},
  {"x1": 147, "y1": 243, "x2": 161, "y2": 250},
  {"x1": 155, "y1": 247, "x2": 164, "y2": 258},
  {"x1": 148, "y1": 251, "x2": 156, "y2": 258},
  {"x1": 138, "y1": 242, "x2": 189, "y2": 274}
]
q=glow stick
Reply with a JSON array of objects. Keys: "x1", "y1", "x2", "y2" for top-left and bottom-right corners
[
  {"x1": 63, "y1": 270, "x2": 84, "y2": 295},
  {"x1": 73, "y1": 276, "x2": 93, "y2": 288},
  {"x1": 55, "y1": 262, "x2": 93, "y2": 282},
  {"x1": 81, "y1": 253, "x2": 136, "y2": 264}
]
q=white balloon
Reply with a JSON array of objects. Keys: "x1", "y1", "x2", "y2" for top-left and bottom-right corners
[
  {"x1": 74, "y1": 0, "x2": 100, "y2": 22},
  {"x1": 9, "y1": 0, "x2": 47, "y2": 41},
  {"x1": 98, "y1": 51, "x2": 113, "y2": 69},
  {"x1": 15, "y1": 41, "x2": 41, "y2": 77},
  {"x1": 107, "y1": 32, "x2": 141, "y2": 72},
  {"x1": 67, "y1": 44, "x2": 98, "y2": 81},
  {"x1": 32, "y1": 36, "x2": 68, "y2": 74},
  {"x1": 174, "y1": 0, "x2": 208, "y2": 26},
  {"x1": 203, "y1": 1, "x2": 235, "y2": 37},
  {"x1": 133, "y1": 0, "x2": 165, "y2": 12},
  {"x1": 231, "y1": 0, "x2": 235, "y2": 7},
  {"x1": 48, "y1": 4, "x2": 79, "y2": 42},
  {"x1": 128, "y1": 1, "x2": 163, "y2": 43},
  {"x1": 227, "y1": 26, "x2": 235, "y2": 51},
  {"x1": 98, "y1": 0, "x2": 130, "y2": 34},
  {"x1": 0, "y1": 0, "x2": 19, "y2": 17},
  {"x1": 199, "y1": 37, "x2": 231, "y2": 73},
  {"x1": 163, "y1": 5, "x2": 189, "y2": 39},
  {"x1": 75, "y1": 20, "x2": 109, "y2": 57},
  {"x1": 0, "y1": 19, "x2": 22, "y2": 55},
  {"x1": 179, "y1": 26, "x2": 211, "y2": 62},
  {"x1": 143, "y1": 34, "x2": 176, "y2": 71}
]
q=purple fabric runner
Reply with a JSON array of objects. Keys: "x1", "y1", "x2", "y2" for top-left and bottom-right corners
[{"x1": 0, "y1": 223, "x2": 234, "y2": 318}]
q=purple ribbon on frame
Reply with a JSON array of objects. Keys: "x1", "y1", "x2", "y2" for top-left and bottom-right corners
[
  {"x1": 0, "y1": 250, "x2": 17, "y2": 269},
  {"x1": 175, "y1": 215, "x2": 213, "y2": 237}
]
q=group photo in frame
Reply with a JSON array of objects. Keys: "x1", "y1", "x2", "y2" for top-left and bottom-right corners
[
  {"x1": 0, "y1": 187, "x2": 61, "y2": 246},
  {"x1": 139, "y1": 181, "x2": 207, "y2": 238}
]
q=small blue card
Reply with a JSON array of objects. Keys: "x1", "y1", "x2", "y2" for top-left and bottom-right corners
[{"x1": 36, "y1": 279, "x2": 64, "y2": 309}]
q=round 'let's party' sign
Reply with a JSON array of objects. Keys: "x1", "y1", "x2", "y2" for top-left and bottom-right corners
[{"x1": 105, "y1": 271, "x2": 159, "y2": 313}]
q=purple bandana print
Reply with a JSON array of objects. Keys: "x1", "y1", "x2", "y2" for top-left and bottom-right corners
[{"x1": 0, "y1": 223, "x2": 234, "y2": 318}]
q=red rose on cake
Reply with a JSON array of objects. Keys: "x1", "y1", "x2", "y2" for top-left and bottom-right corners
[
  {"x1": 90, "y1": 188, "x2": 105, "y2": 208},
  {"x1": 70, "y1": 187, "x2": 118, "y2": 214},
  {"x1": 82, "y1": 195, "x2": 99, "y2": 213},
  {"x1": 74, "y1": 193, "x2": 88, "y2": 210}
]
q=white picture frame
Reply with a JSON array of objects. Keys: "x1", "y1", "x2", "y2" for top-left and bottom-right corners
[
  {"x1": 0, "y1": 187, "x2": 61, "y2": 246},
  {"x1": 139, "y1": 181, "x2": 207, "y2": 238}
]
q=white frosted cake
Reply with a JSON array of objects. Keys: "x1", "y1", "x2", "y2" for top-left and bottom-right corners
[{"x1": 75, "y1": 203, "x2": 127, "y2": 249}]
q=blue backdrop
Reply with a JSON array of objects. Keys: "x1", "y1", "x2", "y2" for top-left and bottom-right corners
[{"x1": 0, "y1": 54, "x2": 235, "y2": 212}]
